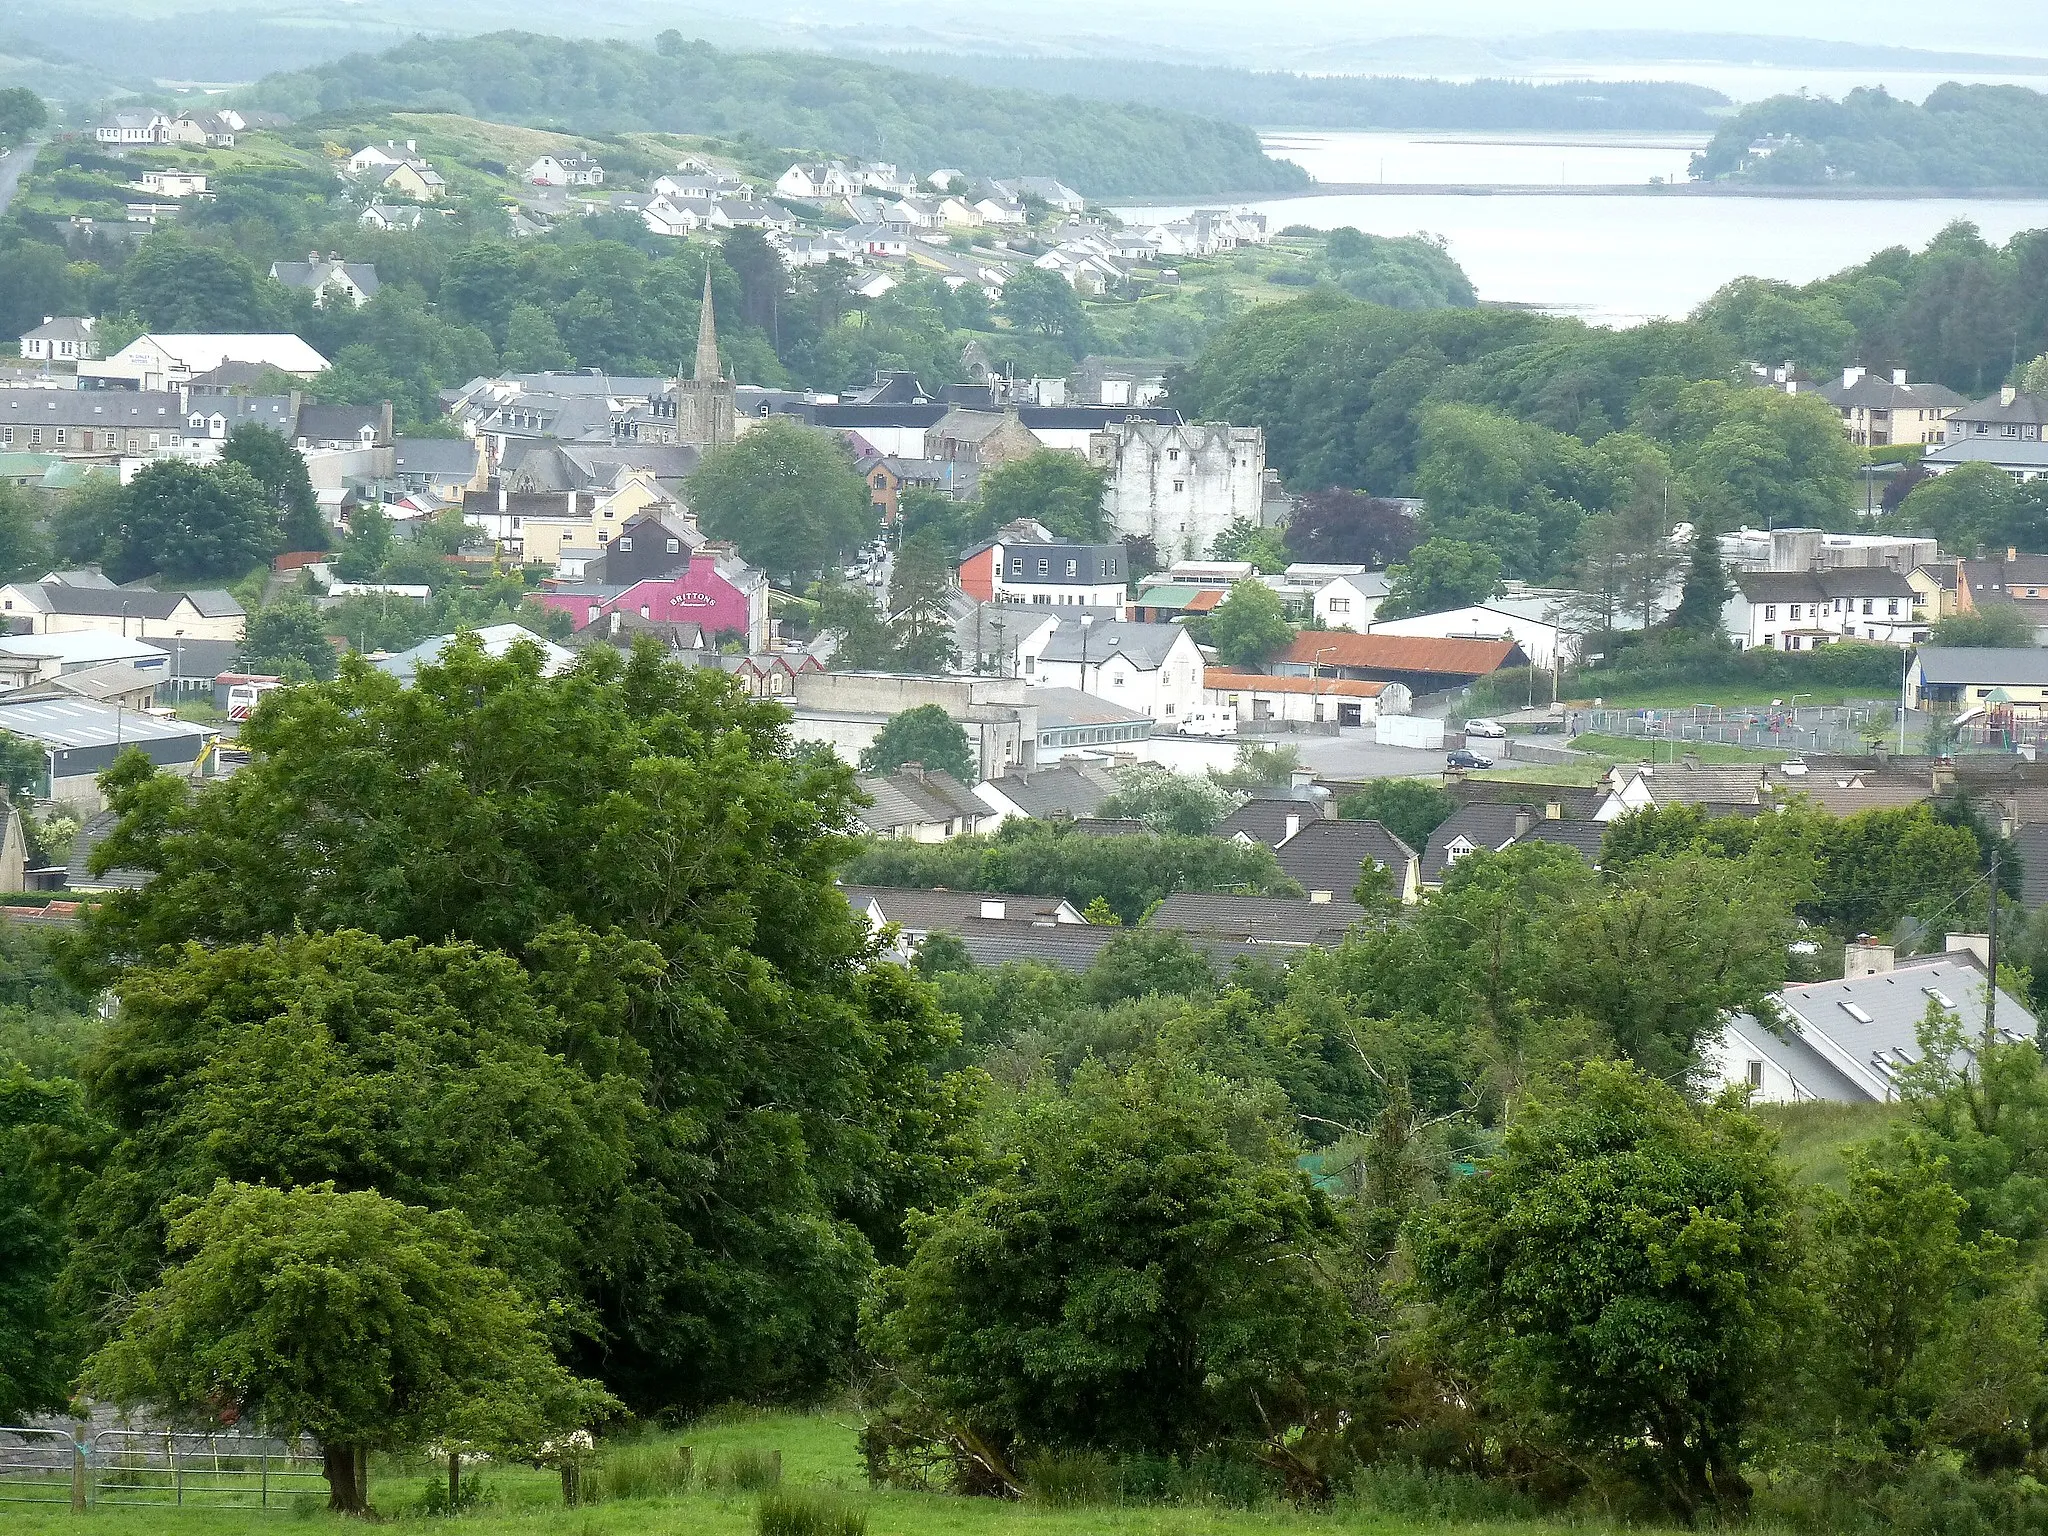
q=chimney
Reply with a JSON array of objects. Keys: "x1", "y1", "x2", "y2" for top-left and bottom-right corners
[
  {"x1": 609, "y1": 609, "x2": 621, "y2": 637},
  {"x1": 1843, "y1": 941, "x2": 1894, "y2": 979},
  {"x1": 41, "y1": 316, "x2": 51, "y2": 326},
  {"x1": 980, "y1": 899, "x2": 1006, "y2": 920},
  {"x1": 2011, "y1": 547, "x2": 2020, "y2": 562},
  {"x1": 1545, "y1": 799, "x2": 1562, "y2": 820},
  {"x1": 1283, "y1": 812, "x2": 1300, "y2": 842},
  {"x1": 1308, "y1": 889, "x2": 1332, "y2": 904},
  {"x1": 406, "y1": 139, "x2": 416, "y2": 153},
  {"x1": 1893, "y1": 367, "x2": 1908, "y2": 386},
  {"x1": 1842, "y1": 365, "x2": 1864, "y2": 389},
  {"x1": 379, "y1": 400, "x2": 393, "y2": 445},
  {"x1": 2003, "y1": 386, "x2": 2019, "y2": 407},
  {"x1": 1290, "y1": 768, "x2": 1315, "y2": 790},
  {"x1": 1932, "y1": 760, "x2": 1957, "y2": 790},
  {"x1": 1514, "y1": 809, "x2": 1534, "y2": 838},
  {"x1": 1946, "y1": 933, "x2": 1992, "y2": 969}
]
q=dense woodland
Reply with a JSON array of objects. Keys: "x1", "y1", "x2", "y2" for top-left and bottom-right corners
[
  {"x1": 1693, "y1": 83, "x2": 2048, "y2": 188},
  {"x1": 886, "y1": 60, "x2": 1729, "y2": 132},
  {"x1": 237, "y1": 32, "x2": 1307, "y2": 198}
]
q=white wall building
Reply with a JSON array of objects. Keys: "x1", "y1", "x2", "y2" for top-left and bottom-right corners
[
  {"x1": 1370, "y1": 601, "x2": 1573, "y2": 670},
  {"x1": 1088, "y1": 421, "x2": 1271, "y2": 563},
  {"x1": 1722, "y1": 569, "x2": 1931, "y2": 651},
  {"x1": 79, "y1": 334, "x2": 329, "y2": 392},
  {"x1": 1021, "y1": 618, "x2": 1207, "y2": 725}
]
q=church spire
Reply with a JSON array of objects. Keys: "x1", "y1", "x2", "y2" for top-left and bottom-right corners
[{"x1": 694, "y1": 267, "x2": 721, "y2": 382}]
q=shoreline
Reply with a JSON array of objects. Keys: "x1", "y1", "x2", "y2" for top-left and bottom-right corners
[{"x1": 1112, "y1": 182, "x2": 2048, "y2": 205}]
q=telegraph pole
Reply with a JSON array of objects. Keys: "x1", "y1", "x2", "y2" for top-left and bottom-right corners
[{"x1": 1985, "y1": 842, "x2": 2000, "y2": 1056}]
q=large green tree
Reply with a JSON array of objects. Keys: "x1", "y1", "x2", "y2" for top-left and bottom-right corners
[
  {"x1": 1336, "y1": 779, "x2": 1455, "y2": 850},
  {"x1": 86, "y1": 1182, "x2": 613, "y2": 1512},
  {"x1": 859, "y1": 704, "x2": 976, "y2": 783},
  {"x1": 1415, "y1": 1060, "x2": 1793, "y2": 1519},
  {"x1": 690, "y1": 418, "x2": 875, "y2": 582},
  {"x1": 113, "y1": 460, "x2": 279, "y2": 582},
  {"x1": 1205, "y1": 579, "x2": 1294, "y2": 667},
  {"x1": 239, "y1": 597, "x2": 338, "y2": 680},
  {"x1": 0, "y1": 1069, "x2": 87, "y2": 1423},
  {"x1": 865, "y1": 1059, "x2": 1351, "y2": 1464},
  {"x1": 63, "y1": 639, "x2": 976, "y2": 1411},
  {"x1": 997, "y1": 267, "x2": 1094, "y2": 355},
  {"x1": 220, "y1": 423, "x2": 326, "y2": 553},
  {"x1": 1377, "y1": 538, "x2": 1502, "y2": 620},
  {"x1": 978, "y1": 451, "x2": 1109, "y2": 543}
]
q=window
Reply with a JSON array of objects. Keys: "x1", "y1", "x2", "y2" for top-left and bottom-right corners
[
  {"x1": 619, "y1": 537, "x2": 632, "y2": 551},
  {"x1": 1173, "y1": 480, "x2": 1184, "y2": 492},
  {"x1": 1104, "y1": 559, "x2": 1116, "y2": 575},
  {"x1": 1789, "y1": 604, "x2": 1802, "y2": 620},
  {"x1": 1010, "y1": 558, "x2": 1023, "y2": 575},
  {"x1": 1037, "y1": 558, "x2": 1049, "y2": 574},
  {"x1": 1330, "y1": 598, "x2": 1349, "y2": 613},
  {"x1": 27, "y1": 429, "x2": 39, "y2": 446},
  {"x1": 1888, "y1": 600, "x2": 1899, "y2": 616},
  {"x1": 1066, "y1": 560, "x2": 1078, "y2": 576},
  {"x1": 1862, "y1": 600, "x2": 1873, "y2": 615},
  {"x1": 2007, "y1": 425, "x2": 2022, "y2": 437},
  {"x1": 1746, "y1": 1060, "x2": 1764, "y2": 1089},
  {"x1": 54, "y1": 428, "x2": 64, "y2": 445},
  {"x1": 1168, "y1": 448, "x2": 1180, "y2": 461},
  {"x1": 1023, "y1": 655, "x2": 1035, "y2": 675}
]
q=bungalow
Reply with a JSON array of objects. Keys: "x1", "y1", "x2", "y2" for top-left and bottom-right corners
[
  {"x1": 164, "y1": 112, "x2": 235, "y2": 148},
  {"x1": 0, "y1": 580, "x2": 245, "y2": 641},
  {"x1": 19, "y1": 317, "x2": 97, "y2": 363},
  {"x1": 707, "y1": 199, "x2": 795, "y2": 232},
  {"x1": 134, "y1": 171, "x2": 208, "y2": 199},
  {"x1": 96, "y1": 112, "x2": 169, "y2": 145},
  {"x1": 641, "y1": 197, "x2": 701, "y2": 238},
  {"x1": 1911, "y1": 647, "x2": 2048, "y2": 719},
  {"x1": 359, "y1": 203, "x2": 424, "y2": 232},
  {"x1": 994, "y1": 177, "x2": 1087, "y2": 214},
  {"x1": 1202, "y1": 667, "x2": 1409, "y2": 729},
  {"x1": 843, "y1": 222, "x2": 911, "y2": 259},
  {"x1": 854, "y1": 769, "x2": 997, "y2": 841},
  {"x1": 972, "y1": 196, "x2": 1028, "y2": 226},
  {"x1": 381, "y1": 162, "x2": 446, "y2": 202},
  {"x1": 1273, "y1": 818, "x2": 1421, "y2": 906}
]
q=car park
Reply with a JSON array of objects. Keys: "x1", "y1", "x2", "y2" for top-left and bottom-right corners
[
  {"x1": 1445, "y1": 749, "x2": 1495, "y2": 769},
  {"x1": 1463, "y1": 718, "x2": 1507, "y2": 739}
]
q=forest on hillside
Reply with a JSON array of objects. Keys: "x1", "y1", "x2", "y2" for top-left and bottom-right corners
[
  {"x1": 887, "y1": 58, "x2": 1729, "y2": 132},
  {"x1": 238, "y1": 32, "x2": 1310, "y2": 198},
  {"x1": 1691, "y1": 83, "x2": 2048, "y2": 187}
]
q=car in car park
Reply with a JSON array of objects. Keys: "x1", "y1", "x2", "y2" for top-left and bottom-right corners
[
  {"x1": 1463, "y1": 717, "x2": 1507, "y2": 739},
  {"x1": 1445, "y1": 749, "x2": 1495, "y2": 769}
]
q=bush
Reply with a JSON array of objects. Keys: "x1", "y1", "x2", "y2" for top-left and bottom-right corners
[
  {"x1": 1344, "y1": 1461, "x2": 1539, "y2": 1523},
  {"x1": 757, "y1": 1489, "x2": 866, "y2": 1536},
  {"x1": 585, "y1": 1441, "x2": 694, "y2": 1503},
  {"x1": 707, "y1": 1448, "x2": 783, "y2": 1492},
  {"x1": 1021, "y1": 1450, "x2": 1116, "y2": 1506}
]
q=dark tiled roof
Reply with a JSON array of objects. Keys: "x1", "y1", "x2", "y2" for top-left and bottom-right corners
[
  {"x1": 1148, "y1": 891, "x2": 1361, "y2": 946},
  {"x1": 1037, "y1": 620, "x2": 1192, "y2": 670},
  {"x1": 1218, "y1": 798, "x2": 1328, "y2": 849},
  {"x1": 1450, "y1": 778, "x2": 1608, "y2": 819},
  {"x1": 1274, "y1": 819, "x2": 1412, "y2": 900},
  {"x1": 2016, "y1": 823, "x2": 2048, "y2": 912},
  {"x1": 944, "y1": 922, "x2": 1283, "y2": 974},
  {"x1": 1513, "y1": 819, "x2": 1606, "y2": 864},
  {"x1": 979, "y1": 763, "x2": 1119, "y2": 819},
  {"x1": 856, "y1": 770, "x2": 986, "y2": 834},
  {"x1": 66, "y1": 809, "x2": 150, "y2": 892},
  {"x1": 842, "y1": 886, "x2": 1078, "y2": 932},
  {"x1": 1424, "y1": 803, "x2": 1537, "y2": 884}
]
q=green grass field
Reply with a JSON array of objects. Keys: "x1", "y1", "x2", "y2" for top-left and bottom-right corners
[
  {"x1": 0, "y1": 1409, "x2": 1692, "y2": 1536},
  {"x1": 1566, "y1": 734, "x2": 1789, "y2": 765},
  {"x1": 1563, "y1": 682, "x2": 1874, "y2": 711},
  {"x1": 1756, "y1": 1101, "x2": 1901, "y2": 1191}
]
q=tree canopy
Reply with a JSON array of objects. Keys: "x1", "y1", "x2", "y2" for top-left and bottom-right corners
[
  {"x1": 860, "y1": 705, "x2": 976, "y2": 784},
  {"x1": 690, "y1": 418, "x2": 875, "y2": 583}
]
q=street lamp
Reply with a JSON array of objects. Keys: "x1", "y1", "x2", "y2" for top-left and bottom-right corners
[{"x1": 990, "y1": 617, "x2": 1006, "y2": 678}]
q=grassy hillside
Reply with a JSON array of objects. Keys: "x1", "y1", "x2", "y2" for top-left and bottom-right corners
[
  {"x1": 237, "y1": 32, "x2": 1311, "y2": 198},
  {"x1": 884, "y1": 57, "x2": 1729, "y2": 131}
]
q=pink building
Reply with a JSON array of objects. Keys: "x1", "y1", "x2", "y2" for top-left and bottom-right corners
[{"x1": 537, "y1": 548, "x2": 769, "y2": 651}]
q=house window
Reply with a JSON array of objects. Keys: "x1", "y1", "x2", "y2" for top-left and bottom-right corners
[
  {"x1": 1010, "y1": 558, "x2": 1023, "y2": 575},
  {"x1": 1862, "y1": 600, "x2": 1872, "y2": 615},
  {"x1": 1746, "y1": 1060, "x2": 1764, "y2": 1089},
  {"x1": 1168, "y1": 448, "x2": 1180, "y2": 461},
  {"x1": 1066, "y1": 560, "x2": 1078, "y2": 576},
  {"x1": 1024, "y1": 655, "x2": 1035, "y2": 675},
  {"x1": 666, "y1": 538, "x2": 680, "y2": 553},
  {"x1": 1173, "y1": 480, "x2": 1185, "y2": 492},
  {"x1": 1104, "y1": 559, "x2": 1116, "y2": 575},
  {"x1": 2007, "y1": 425, "x2": 2022, "y2": 437},
  {"x1": 1037, "y1": 558, "x2": 1049, "y2": 574},
  {"x1": 54, "y1": 428, "x2": 65, "y2": 445},
  {"x1": 1330, "y1": 598, "x2": 1349, "y2": 613},
  {"x1": 28, "y1": 429, "x2": 39, "y2": 446},
  {"x1": 1888, "y1": 600, "x2": 1899, "y2": 616},
  {"x1": 619, "y1": 537, "x2": 632, "y2": 551}
]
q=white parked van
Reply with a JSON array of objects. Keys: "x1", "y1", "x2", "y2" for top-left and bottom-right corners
[{"x1": 1179, "y1": 709, "x2": 1238, "y2": 739}]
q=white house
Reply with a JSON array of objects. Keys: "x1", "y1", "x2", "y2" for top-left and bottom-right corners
[
  {"x1": 165, "y1": 112, "x2": 235, "y2": 148},
  {"x1": 134, "y1": 170, "x2": 208, "y2": 198},
  {"x1": 776, "y1": 162, "x2": 857, "y2": 201},
  {"x1": 856, "y1": 161, "x2": 918, "y2": 195},
  {"x1": 1021, "y1": 618, "x2": 1206, "y2": 725},
  {"x1": 641, "y1": 198, "x2": 702, "y2": 239},
  {"x1": 268, "y1": 257, "x2": 380, "y2": 308},
  {"x1": 1722, "y1": 568, "x2": 1931, "y2": 652},
  {"x1": 843, "y1": 223, "x2": 910, "y2": 258},
  {"x1": 1706, "y1": 948, "x2": 2037, "y2": 1104},
  {"x1": 525, "y1": 154, "x2": 604, "y2": 187},
  {"x1": 19, "y1": 317, "x2": 97, "y2": 363},
  {"x1": 1277, "y1": 565, "x2": 1387, "y2": 629},
  {"x1": 359, "y1": 203, "x2": 424, "y2": 232},
  {"x1": 958, "y1": 529, "x2": 1128, "y2": 608},
  {"x1": 79, "y1": 334, "x2": 329, "y2": 392},
  {"x1": 1203, "y1": 667, "x2": 1409, "y2": 729},
  {"x1": 348, "y1": 140, "x2": 423, "y2": 174},
  {"x1": 972, "y1": 196, "x2": 1028, "y2": 226},
  {"x1": 994, "y1": 177, "x2": 1087, "y2": 213},
  {"x1": 96, "y1": 112, "x2": 169, "y2": 145}
]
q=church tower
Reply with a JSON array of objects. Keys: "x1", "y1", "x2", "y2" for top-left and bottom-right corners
[{"x1": 675, "y1": 266, "x2": 738, "y2": 450}]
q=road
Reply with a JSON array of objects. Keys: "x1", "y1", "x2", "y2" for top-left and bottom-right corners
[{"x1": 0, "y1": 138, "x2": 44, "y2": 217}]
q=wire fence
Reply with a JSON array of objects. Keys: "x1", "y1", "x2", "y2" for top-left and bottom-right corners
[{"x1": 1568, "y1": 703, "x2": 1895, "y2": 757}]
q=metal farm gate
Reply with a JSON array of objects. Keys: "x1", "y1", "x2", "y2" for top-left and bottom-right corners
[
  {"x1": 0, "y1": 1427, "x2": 83, "y2": 1507},
  {"x1": 92, "y1": 1429, "x2": 327, "y2": 1509}
]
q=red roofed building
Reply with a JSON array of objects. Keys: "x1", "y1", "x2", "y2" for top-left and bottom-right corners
[{"x1": 1273, "y1": 632, "x2": 1528, "y2": 694}]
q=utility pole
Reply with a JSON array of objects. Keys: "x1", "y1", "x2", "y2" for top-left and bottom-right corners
[
  {"x1": 1900, "y1": 644, "x2": 1912, "y2": 755},
  {"x1": 1985, "y1": 841, "x2": 2000, "y2": 1057}
]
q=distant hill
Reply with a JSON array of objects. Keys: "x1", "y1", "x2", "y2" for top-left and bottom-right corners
[
  {"x1": 1692, "y1": 82, "x2": 2048, "y2": 187},
  {"x1": 239, "y1": 32, "x2": 1311, "y2": 199},
  {"x1": 880, "y1": 57, "x2": 1730, "y2": 132}
]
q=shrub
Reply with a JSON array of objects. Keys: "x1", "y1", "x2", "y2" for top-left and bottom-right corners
[
  {"x1": 586, "y1": 1442, "x2": 693, "y2": 1503},
  {"x1": 1021, "y1": 1450, "x2": 1116, "y2": 1506},
  {"x1": 707, "y1": 1448, "x2": 783, "y2": 1491},
  {"x1": 757, "y1": 1489, "x2": 866, "y2": 1536}
]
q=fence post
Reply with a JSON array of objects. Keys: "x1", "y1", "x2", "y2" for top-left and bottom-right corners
[
  {"x1": 261, "y1": 1450, "x2": 269, "y2": 1509},
  {"x1": 71, "y1": 1440, "x2": 86, "y2": 1513},
  {"x1": 171, "y1": 1434, "x2": 182, "y2": 1507}
]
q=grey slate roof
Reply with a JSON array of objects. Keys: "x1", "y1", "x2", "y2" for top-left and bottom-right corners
[
  {"x1": 1720, "y1": 1014, "x2": 1867, "y2": 1104},
  {"x1": 1733, "y1": 568, "x2": 1919, "y2": 603},
  {"x1": 1274, "y1": 818, "x2": 1413, "y2": 900},
  {"x1": 1031, "y1": 686, "x2": 1150, "y2": 733},
  {"x1": 1147, "y1": 891, "x2": 1362, "y2": 946},
  {"x1": 1424, "y1": 803, "x2": 1537, "y2": 884},
  {"x1": 139, "y1": 636, "x2": 239, "y2": 681},
  {"x1": 269, "y1": 260, "x2": 380, "y2": 299},
  {"x1": 2016, "y1": 822, "x2": 2048, "y2": 912},
  {"x1": 1512, "y1": 819, "x2": 1607, "y2": 864},
  {"x1": 855, "y1": 770, "x2": 987, "y2": 835},
  {"x1": 842, "y1": 885, "x2": 1079, "y2": 933},
  {"x1": 11, "y1": 584, "x2": 243, "y2": 621},
  {"x1": 393, "y1": 438, "x2": 482, "y2": 477},
  {"x1": 979, "y1": 762, "x2": 1119, "y2": 819},
  {"x1": 1816, "y1": 375, "x2": 1965, "y2": 411},
  {"x1": 65, "y1": 809, "x2": 151, "y2": 892},
  {"x1": 1916, "y1": 648, "x2": 2048, "y2": 687},
  {"x1": 1952, "y1": 390, "x2": 2048, "y2": 428},
  {"x1": 1037, "y1": 620, "x2": 1190, "y2": 670},
  {"x1": 1218, "y1": 798, "x2": 1328, "y2": 849}
]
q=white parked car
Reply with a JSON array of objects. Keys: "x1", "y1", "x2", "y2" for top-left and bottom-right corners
[
  {"x1": 1463, "y1": 717, "x2": 1507, "y2": 739},
  {"x1": 1178, "y1": 709, "x2": 1238, "y2": 739}
]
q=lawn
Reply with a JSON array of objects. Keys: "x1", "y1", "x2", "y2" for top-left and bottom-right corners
[
  {"x1": 0, "y1": 1409, "x2": 1688, "y2": 1536},
  {"x1": 1566, "y1": 734, "x2": 1789, "y2": 765},
  {"x1": 1562, "y1": 681, "x2": 1876, "y2": 710},
  {"x1": 1756, "y1": 1100, "x2": 1901, "y2": 1192},
  {"x1": 1464, "y1": 762, "x2": 1611, "y2": 787}
]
